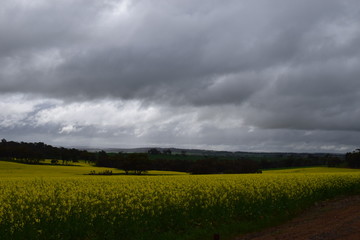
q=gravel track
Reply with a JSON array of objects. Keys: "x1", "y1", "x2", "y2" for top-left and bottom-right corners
[{"x1": 234, "y1": 195, "x2": 360, "y2": 240}]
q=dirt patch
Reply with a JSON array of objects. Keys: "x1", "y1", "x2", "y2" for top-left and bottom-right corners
[{"x1": 234, "y1": 195, "x2": 360, "y2": 240}]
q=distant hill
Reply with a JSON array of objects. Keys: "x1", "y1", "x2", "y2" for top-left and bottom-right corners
[{"x1": 81, "y1": 147, "x2": 344, "y2": 159}]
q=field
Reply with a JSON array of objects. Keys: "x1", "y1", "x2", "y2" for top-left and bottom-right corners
[
  {"x1": 0, "y1": 161, "x2": 360, "y2": 240},
  {"x1": 0, "y1": 160, "x2": 186, "y2": 178}
]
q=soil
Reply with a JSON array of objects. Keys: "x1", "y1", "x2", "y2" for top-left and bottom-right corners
[{"x1": 233, "y1": 195, "x2": 360, "y2": 240}]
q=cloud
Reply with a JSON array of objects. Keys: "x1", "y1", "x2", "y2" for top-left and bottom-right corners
[
  {"x1": 1, "y1": 0, "x2": 360, "y2": 152},
  {"x1": 0, "y1": 94, "x2": 58, "y2": 128},
  {"x1": 2, "y1": 0, "x2": 357, "y2": 101},
  {"x1": 1, "y1": 95, "x2": 359, "y2": 152},
  {"x1": 243, "y1": 58, "x2": 360, "y2": 131},
  {"x1": 59, "y1": 125, "x2": 80, "y2": 134}
]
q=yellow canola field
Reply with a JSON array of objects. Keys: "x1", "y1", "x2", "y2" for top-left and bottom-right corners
[{"x1": 1, "y1": 169, "x2": 360, "y2": 240}]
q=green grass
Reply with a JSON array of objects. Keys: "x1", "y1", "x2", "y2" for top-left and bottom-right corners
[
  {"x1": 0, "y1": 160, "x2": 186, "y2": 178},
  {"x1": 3, "y1": 160, "x2": 356, "y2": 179},
  {"x1": 263, "y1": 166, "x2": 360, "y2": 174}
]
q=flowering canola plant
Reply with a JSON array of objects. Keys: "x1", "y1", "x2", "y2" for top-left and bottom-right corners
[{"x1": 0, "y1": 171, "x2": 360, "y2": 240}]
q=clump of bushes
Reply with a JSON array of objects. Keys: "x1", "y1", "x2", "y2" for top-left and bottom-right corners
[{"x1": 89, "y1": 170, "x2": 113, "y2": 175}]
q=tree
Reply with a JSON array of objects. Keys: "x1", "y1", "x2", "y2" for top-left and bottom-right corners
[
  {"x1": 148, "y1": 148, "x2": 161, "y2": 155},
  {"x1": 189, "y1": 158, "x2": 261, "y2": 174},
  {"x1": 126, "y1": 153, "x2": 151, "y2": 175},
  {"x1": 163, "y1": 149, "x2": 172, "y2": 155},
  {"x1": 60, "y1": 148, "x2": 71, "y2": 165},
  {"x1": 0, "y1": 140, "x2": 97, "y2": 165},
  {"x1": 96, "y1": 150, "x2": 109, "y2": 167},
  {"x1": 189, "y1": 158, "x2": 218, "y2": 174},
  {"x1": 345, "y1": 149, "x2": 360, "y2": 168},
  {"x1": 51, "y1": 159, "x2": 59, "y2": 165}
]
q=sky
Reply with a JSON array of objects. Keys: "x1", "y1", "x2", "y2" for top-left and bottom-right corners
[{"x1": 1, "y1": 0, "x2": 360, "y2": 153}]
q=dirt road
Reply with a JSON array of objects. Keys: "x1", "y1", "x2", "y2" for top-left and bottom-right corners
[{"x1": 234, "y1": 195, "x2": 360, "y2": 240}]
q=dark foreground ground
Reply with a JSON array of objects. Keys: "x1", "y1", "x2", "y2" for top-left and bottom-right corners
[{"x1": 234, "y1": 195, "x2": 360, "y2": 240}]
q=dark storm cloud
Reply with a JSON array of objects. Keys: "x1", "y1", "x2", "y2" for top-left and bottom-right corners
[
  {"x1": 244, "y1": 58, "x2": 360, "y2": 131},
  {"x1": 2, "y1": 0, "x2": 358, "y2": 102},
  {"x1": 1, "y1": 0, "x2": 360, "y2": 152},
  {"x1": 0, "y1": 0, "x2": 109, "y2": 54}
]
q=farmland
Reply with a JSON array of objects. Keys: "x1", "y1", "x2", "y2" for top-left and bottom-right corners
[{"x1": 0, "y1": 161, "x2": 360, "y2": 240}]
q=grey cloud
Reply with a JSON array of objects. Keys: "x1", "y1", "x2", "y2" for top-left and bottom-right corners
[
  {"x1": 1, "y1": 0, "x2": 360, "y2": 152},
  {"x1": 2, "y1": 0, "x2": 358, "y2": 103},
  {"x1": 0, "y1": 0, "x2": 107, "y2": 55},
  {"x1": 2, "y1": 99, "x2": 358, "y2": 153},
  {"x1": 244, "y1": 58, "x2": 360, "y2": 131}
]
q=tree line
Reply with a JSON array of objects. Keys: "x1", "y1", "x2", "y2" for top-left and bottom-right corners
[
  {"x1": 259, "y1": 154, "x2": 345, "y2": 169},
  {"x1": 345, "y1": 149, "x2": 360, "y2": 168},
  {"x1": 0, "y1": 140, "x2": 261, "y2": 174},
  {"x1": 0, "y1": 139, "x2": 95, "y2": 165},
  {"x1": 1, "y1": 139, "x2": 359, "y2": 175},
  {"x1": 96, "y1": 151, "x2": 261, "y2": 174}
]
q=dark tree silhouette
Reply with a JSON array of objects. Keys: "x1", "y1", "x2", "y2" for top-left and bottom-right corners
[
  {"x1": 148, "y1": 148, "x2": 161, "y2": 155},
  {"x1": 345, "y1": 149, "x2": 360, "y2": 168}
]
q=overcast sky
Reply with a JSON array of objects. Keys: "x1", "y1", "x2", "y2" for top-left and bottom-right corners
[{"x1": 1, "y1": 0, "x2": 360, "y2": 153}]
